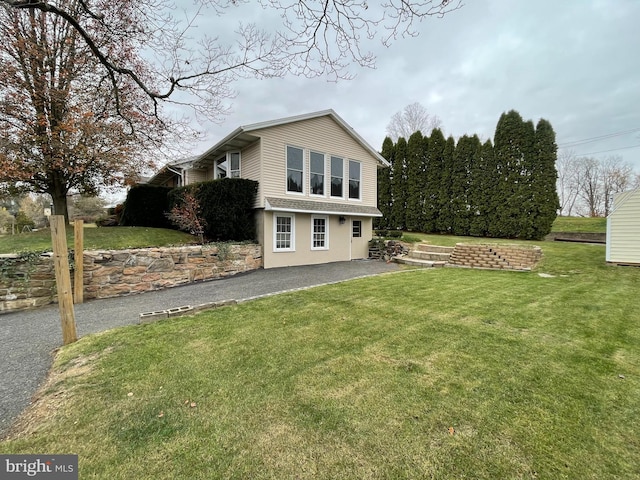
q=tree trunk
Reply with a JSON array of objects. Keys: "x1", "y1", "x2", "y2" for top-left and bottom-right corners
[{"x1": 51, "y1": 190, "x2": 70, "y2": 224}]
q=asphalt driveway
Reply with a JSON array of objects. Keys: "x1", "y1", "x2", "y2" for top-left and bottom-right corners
[{"x1": 0, "y1": 260, "x2": 400, "y2": 438}]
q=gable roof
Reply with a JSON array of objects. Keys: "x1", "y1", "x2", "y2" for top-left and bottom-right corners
[
  {"x1": 145, "y1": 155, "x2": 198, "y2": 185},
  {"x1": 192, "y1": 109, "x2": 389, "y2": 168},
  {"x1": 608, "y1": 187, "x2": 640, "y2": 216}
]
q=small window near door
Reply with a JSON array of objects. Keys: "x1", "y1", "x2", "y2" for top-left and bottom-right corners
[
  {"x1": 311, "y1": 215, "x2": 328, "y2": 250},
  {"x1": 352, "y1": 220, "x2": 362, "y2": 238}
]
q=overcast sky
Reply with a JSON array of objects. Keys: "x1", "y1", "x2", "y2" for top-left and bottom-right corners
[{"x1": 172, "y1": 0, "x2": 640, "y2": 172}]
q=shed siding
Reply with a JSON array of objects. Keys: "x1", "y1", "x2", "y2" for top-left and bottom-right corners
[{"x1": 607, "y1": 189, "x2": 640, "y2": 263}]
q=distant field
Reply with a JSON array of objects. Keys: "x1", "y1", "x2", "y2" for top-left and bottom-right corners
[
  {"x1": 551, "y1": 216, "x2": 606, "y2": 233},
  {"x1": 0, "y1": 226, "x2": 198, "y2": 254}
]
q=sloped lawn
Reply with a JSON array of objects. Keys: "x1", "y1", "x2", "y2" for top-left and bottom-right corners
[
  {"x1": 1, "y1": 241, "x2": 638, "y2": 479},
  {"x1": 0, "y1": 226, "x2": 198, "y2": 254}
]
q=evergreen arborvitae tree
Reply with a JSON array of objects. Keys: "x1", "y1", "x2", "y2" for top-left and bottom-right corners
[
  {"x1": 469, "y1": 139, "x2": 494, "y2": 237},
  {"x1": 492, "y1": 110, "x2": 532, "y2": 238},
  {"x1": 423, "y1": 129, "x2": 446, "y2": 233},
  {"x1": 405, "y1": 131, "x2": 425, "y2": 231},
  {"x1": 529, "y1": 119, "x2": 560, "y2": 239},
  {"x1": 390, "y1": 137, "x2": 408, "y2": 230},
  {"x1": 436, "y1": 135, "x2": 455, "y2": 233},
  {"x1": 377, "y1": 137, "x2": 395, "y2": 228},
  {"x1": 451, "y1": 135, "x2": 479, "y2": 236}
]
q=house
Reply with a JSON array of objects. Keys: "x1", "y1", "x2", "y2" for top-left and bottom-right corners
[
  {"x1": 147, "y1": 110, "x2": 389, "y2": 268},
  {"x1": 606, "y1": 187, "x2": 640, "y2": 265}
]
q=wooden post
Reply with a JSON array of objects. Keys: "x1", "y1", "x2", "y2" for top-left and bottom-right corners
[
  {"x1": 50, "y1": 215, "x2": 77, "y2": 345},
  {"x1": 74, "y1": 219, "x2": 84, "y2": 304}
]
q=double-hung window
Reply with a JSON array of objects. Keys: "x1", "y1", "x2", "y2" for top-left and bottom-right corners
[
  {"x1": 274, "y1": 214, "x2": 295, "y2": 251},
  {"x1": 287, "y1": 146, "x2": 304, "y2": 193},
  {"x1": 310, "y1": 151, "x2": 325, "y2": 196},
  {"x1": 311, "y1": 215, "x2": 328, "y2": 250},
  {"x1": 330, "y1": 156, "x2": 343, "y2": 198},
  {"x1": 348, "y1": 160, "x2": 361, "y2": 200}
]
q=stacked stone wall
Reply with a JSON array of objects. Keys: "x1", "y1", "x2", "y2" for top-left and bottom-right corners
[
  {"x1": 0, "y1": 244, "x2": 262, "y2": 314},
  {"x1": 448, "y1": 244, "x2": 542, "y2": 271}
]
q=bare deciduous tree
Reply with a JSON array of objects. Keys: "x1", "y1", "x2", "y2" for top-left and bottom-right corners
[
  {"x1": 557, "y1": 152, "x2": 636, "y2": 217},
  {"x1": 1, "y1": 0, "x2": 462, "y2": 126},
  {"x1": 386, "y1": 102, "x2": 443, "y2": 141}
]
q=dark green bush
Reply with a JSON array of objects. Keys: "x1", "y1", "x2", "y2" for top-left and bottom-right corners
[
  {"x1": 170, "y1": 178, "x2": 258, "y2": 242},
  {"x1": 120, "y1": 185, "x2": 173, "y2": 228},
  {"x1": 374, "y1": 229, "x2": 388, "y2": 237},
  {"x1": 387, "y1": 230, "x2": 403, "y2": 238}
]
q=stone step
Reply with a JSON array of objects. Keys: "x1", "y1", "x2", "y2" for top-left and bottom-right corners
[
  {"x1": 394, "y1": 256, "x2": 447, "y2": 268},
  {"x1": 409, "y1": 251, "x2": 452, "y2": 262},
  {"x1": 415, "y1": 244, "x2": 455, "y2": 254}
]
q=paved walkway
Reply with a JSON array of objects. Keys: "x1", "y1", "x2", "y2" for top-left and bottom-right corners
[{"x1": 0, "y1": 260, "x2": 400, "y2": 437}]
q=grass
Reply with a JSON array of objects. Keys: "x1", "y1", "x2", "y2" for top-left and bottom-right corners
[
  {"x1": 0, "y1": 226, "x2": 198, "y2": 254},
  {"x1": 1, "y1": 239, "x2": 638, "y2": 479},
  {"x1": 551, "y1": 216, "x2": 607, "y2": 233}
]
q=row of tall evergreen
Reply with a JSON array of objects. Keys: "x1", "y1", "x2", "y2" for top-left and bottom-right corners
[{"x1": 377, "y1": 110, "x2": 560, "y2": 240}]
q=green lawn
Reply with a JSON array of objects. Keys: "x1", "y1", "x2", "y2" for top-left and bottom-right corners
[
  {"x1": 0, "y1": 226, "x2": 198, "y2": 254},
  {"x1": 551, "y1": 216, "x2": 607, "y2": 233},
  {"x1": 1, "y1": 240, "x2": 639, "y2": 479}
]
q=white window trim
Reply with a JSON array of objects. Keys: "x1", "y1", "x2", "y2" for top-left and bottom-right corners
[
  {"x1": 273, "y1": 214, "x2": 295, "y2": 252},
  {"x1": 309, "y1": 151, "x2": 326, "y2": 198},
  {"x1": 311, "y1": 215, "x2": 329, "y2": 251},
  {"x1": 330, "y1": 155, "x2": 344, "y2": 199},
  {"x1": 214, "y1": 151, "x2": 241, "y2": 179},
  {"x1": 348, "y1": 160, "x2": 362, "y2": 201},
  {"x1": 286, "y1": 145, "x2": 306, "y2": 196},
  {"x1": 228, "y1": 152, "x2": 241, "y2": 178}
]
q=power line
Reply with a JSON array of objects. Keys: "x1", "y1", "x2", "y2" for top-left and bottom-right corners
[
  {"x1": 558, "y1": 127, "x2": 640, "y2": 148},
  {"x1": 571, "y1": 143, "x2": 640, "y2": 156}
]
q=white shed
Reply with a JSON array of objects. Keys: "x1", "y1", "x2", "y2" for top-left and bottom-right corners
[{"x1": 606, "y1": 188, "x2": 640, "y2": 265}]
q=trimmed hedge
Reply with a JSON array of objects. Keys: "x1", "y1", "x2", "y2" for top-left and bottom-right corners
[
  {"x1": 170, "y1": 178, "x2": 258, "y2": 242},
  {"x1": 120, "y1": 185, "x2": 173, "y2": 228}
]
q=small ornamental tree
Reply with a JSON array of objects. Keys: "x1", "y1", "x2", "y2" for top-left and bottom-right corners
[{"x1": 166, "y1": 191, "x2": 207, "y2": 244}]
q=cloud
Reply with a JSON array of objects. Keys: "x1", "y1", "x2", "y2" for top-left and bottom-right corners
[{"x1": 174, "y1": 0, "x2": 640, "y2": 171}]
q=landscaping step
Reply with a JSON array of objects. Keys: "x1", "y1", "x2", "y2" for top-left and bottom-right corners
[
  {"x1": 394, "y1": 256, "x2": 447, "y2": 268},
  {"x1": 409, "y1": 251, "x2": 452, "y2": 262},
  {"x1": 415, "y1": 244, "x2": 455, "y2": 254}
]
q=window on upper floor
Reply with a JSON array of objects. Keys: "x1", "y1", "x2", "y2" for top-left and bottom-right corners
[
  {"x1": 310, "y1": 151, "x2": 325, "y2": 196},
  {"x1": 330, "y1": 156, "x2": 343, "y2": 198},
  {"x1": 287, "y1": 146, "x2": 304, "y2": 193},
  {"x1": 349, "y1": 160, "x2": 361, "y2": 200},
  {"x1": 215, "y1": 152, "x2": 241, "y2": 179}
]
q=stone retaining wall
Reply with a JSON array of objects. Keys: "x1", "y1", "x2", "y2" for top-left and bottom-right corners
[
  {"x1": 448, "y1": 244, "x2": 542, "y2": 271},
  {"x1": 0, "y1": 244, "x2": 262, "y2": 314}
]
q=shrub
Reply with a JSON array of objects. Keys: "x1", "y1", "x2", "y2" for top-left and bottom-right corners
[
  {"x1": 170, "y1": 178, "x2": 258, "y2": 242},
  {"x1": 386, "y1": 230, "x2": 403, "y2": 238},
  {"x1": 166, "y1": 190, "x2": 207, "y2": 244},
  {"x1": 120, "y1": 185, "x2": 173, "y2": 228}
]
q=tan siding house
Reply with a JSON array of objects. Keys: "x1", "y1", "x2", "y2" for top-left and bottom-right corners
[
  {"x1": 146, "y1": 110, "x2": 388, "y2": 268},
  {"x1": 606, "y1": 188, "x2": 640, "y2": 265}
]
